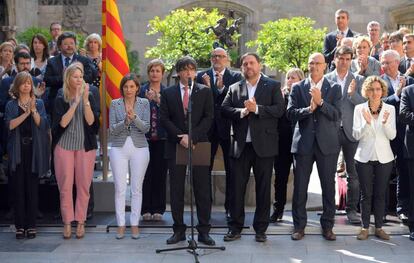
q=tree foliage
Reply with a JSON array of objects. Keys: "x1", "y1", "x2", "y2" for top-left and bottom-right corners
[
  {"x1": 247, "y1": 17, "x2": 327, "y2": 73},
  {"x1": 145, "y1": 8, "x2": 239, "y2": 83}
]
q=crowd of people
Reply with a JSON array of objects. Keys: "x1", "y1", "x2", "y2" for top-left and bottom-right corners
[{"x1": 0, "y1": 7, "x2": 414, "y2": 247}]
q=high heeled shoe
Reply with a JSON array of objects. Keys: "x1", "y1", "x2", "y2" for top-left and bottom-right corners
[
  {"x1": 76, "y1": 222, "x2": 85, "y2": 239},
  {"x1": 116, "y1": 226, "x2": 126, "y2": 239},
  {"x1": 131, "y1": 226, "x2": 140, "y2": 239},
  {"x1": 63, "y1": 224, "x2": 72, "y2": 239}
]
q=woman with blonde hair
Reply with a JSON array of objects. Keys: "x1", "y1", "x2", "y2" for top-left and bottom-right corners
[
  {"x1": 353, "y1": 76, "x2": 396, "y2": 240},
  {"x1": 0, "y1": 41, "x2": 15, "y2": 79},
  {"x1": 82, "y1": 33, "x2": 102, "y2": 88},
  {"x1": 270, "y1": 68, "x2": 304, "y2": 223},
  {"x1": 52, "y1": 63, "x2": 99, "y2": 239},
  {"x1": 351, "y1": 36, "x2": 381, "y2": 77},
  {"x1": 5, "y1": 71, "x2": 49, "y2": 239}
]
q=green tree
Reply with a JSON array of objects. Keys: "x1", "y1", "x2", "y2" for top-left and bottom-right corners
[
  {"x1": 247, "y1": 17, "x2": 327, "y2": 73},
  {"x1": 145, "y1": 8, "x2": 239, "y2": 85},
  {"x1": 125, "y1": 39, "x2": 140, "y2": 74}
]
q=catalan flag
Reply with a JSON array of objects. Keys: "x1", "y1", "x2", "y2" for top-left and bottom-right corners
[{"x1": 102, "y1": 0, "x2": 129, "y2": 107}]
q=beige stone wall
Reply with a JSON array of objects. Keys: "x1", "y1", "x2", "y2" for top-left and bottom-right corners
[{"x1": 9, "y1": 0, "x2": 411, "y2": 80}]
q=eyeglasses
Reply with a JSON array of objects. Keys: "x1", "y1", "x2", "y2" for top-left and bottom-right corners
[
  {"x1": 211, "y1": 54, "x2": 227, "y2": 59},
  {"x1": 308, "y1": 62, "x2": 325, "y2": 66}
]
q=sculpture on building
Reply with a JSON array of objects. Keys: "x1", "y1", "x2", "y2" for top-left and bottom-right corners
[{"x1": 205, "y1": 17, "x2": 242, "y2": 48}]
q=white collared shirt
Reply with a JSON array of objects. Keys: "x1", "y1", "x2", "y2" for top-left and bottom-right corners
[
  {"x1": 309, "y1": 76, "x2": 324, "y2": 90},
  {"x1": 337, "y1": 27, "x2": 349, "y2": 36},
  {"x1": 335, "y1": 70, "x2": 349, "y2": 94},
  {"x1": 61, "y1": 54, "x2": 74, "y2": 68},
  {"x1": 179, "y1": 82, "x2": 193, "y2": 100},
  {"x1": 244, "y1": 75, "x2": 261, "y2": 143}
]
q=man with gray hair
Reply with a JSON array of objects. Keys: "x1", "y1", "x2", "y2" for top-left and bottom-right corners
[
  {"x1": 381, "y1": 49, "x2": 414, "y2": 223},
  {"x1": 367, "y1": 21, "x2": 381, "y2": 60},
  {"x1": 196, "y1": 48, "x2": 242, "y2": 220}
]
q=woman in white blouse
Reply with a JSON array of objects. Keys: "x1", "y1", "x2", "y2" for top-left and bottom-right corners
[{"x1": 353, "y1": 76, "x2": 396, "y2": 240}]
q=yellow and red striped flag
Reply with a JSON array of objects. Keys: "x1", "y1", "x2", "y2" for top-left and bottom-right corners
[{"x1": 102, "y1": 0, "x2": 129, "y2": 107}]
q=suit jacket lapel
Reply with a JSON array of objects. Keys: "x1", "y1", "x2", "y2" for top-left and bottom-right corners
[
  {"x1": 174, "y1": 85, "x2": 185, "y2": 117},
  {"x1": 343, "y1": 72, "x2": 354, "y2": 97},
  {"x1": 208, "y1": 69, "x2": 215, "y2": 89},
  {"x1": 303, "y1": 79, "x2": 312, "y2": 104},
  {"x1": 253, "y1": 77, "x2": 266, "y2": 101},
  {"x1": 321, "y1": 78, "x2": 330, "y2": 99},
  {"x1": 239, "y1": 79, "x2": 248, "y2": 101}
]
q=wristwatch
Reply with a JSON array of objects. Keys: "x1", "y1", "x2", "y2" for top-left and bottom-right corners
[{"x1": 84, "y1": 101, "x2": 91, "y2": 107}]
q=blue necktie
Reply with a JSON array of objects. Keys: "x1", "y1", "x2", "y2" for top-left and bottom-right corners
[{"x1": 64, "y1": 57, "x2": 70, "y2": 68}]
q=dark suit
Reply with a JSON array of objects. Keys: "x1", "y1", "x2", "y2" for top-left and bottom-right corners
[
  {"x1": 287, "y1": 78, "x2": 342, "y2": 231},
  {"x1": 160, "y1": 82, "x2": 213, "y2": 235},
  {"x1": 399, "y1": 57, "x2": 414, "y2": 78},
  {"x1": 399, "y1": 84, "x2": 414, "y2": 232},
  {"x1": 44, "y1": 53, "x2": 97, "y2": 110},
  {"x1": 323, "y1": 29, "x2": 355, "y2": 69},
  {"x1": 382, "y1": 74, "x2": 414, "y2": 216},
  {"x1": 221, "y1": 76, "x2": 285, "y2": 234},
  {"x1": 196, "y1": 68, "x2": 242, "y2": 212},
  {"x1": 325, "y1": 71, "x2": 365, "y2": 213}
]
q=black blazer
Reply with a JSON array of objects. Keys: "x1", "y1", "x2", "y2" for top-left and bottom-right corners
[
  {"x1": 221, "y1": 76, "x2": 285, "y2": 158},
  {"x1": 399, "y1": 57, "x2": 414, "y2": 78},
  {"x1": 399, "y1": 84, "x2": 414, "y2": 158},
  {"x1": 382, "y1": 74, "x2": 414, "y2": 155},
  {"x1": 44, "y1": 53, "x2": 98, "y2": 99},
  {"x1": 160, "y1": 82, "x2": 213, "y2": 159},
  {"x1": 196, "y1": 68, "x2": 242, "y2": 140},
  {"x1": 323, "y1": 29, "x2": 355, "y2": 67},
  {"x1": 287, "y1": 78, "x2": 342, "y2": 155}
]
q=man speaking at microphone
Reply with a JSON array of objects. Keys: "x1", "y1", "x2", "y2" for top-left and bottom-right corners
[{"x1": 160, "y1": 56, "x2": 214, "y2": 245}]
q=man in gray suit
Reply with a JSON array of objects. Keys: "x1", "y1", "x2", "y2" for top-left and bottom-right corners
[
  {"x1": 325, "y1": 46, "x2": 365, "y2": 224},
  {"x1": 287, "y1": 53, "x2": 342, "y2": 241}
]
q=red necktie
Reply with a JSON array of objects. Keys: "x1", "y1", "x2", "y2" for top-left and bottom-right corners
[{"x1": 183, "y1": 86, "x2": 189, "y2": 113}]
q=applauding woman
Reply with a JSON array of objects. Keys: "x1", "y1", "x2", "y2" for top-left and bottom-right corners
[
  {"x1": 5, "y1": 71, "x2": 49, "y2": 239},
  {"x1": 109, "y1": 73, "x2": 150, "y2": 239},
  {"x1": 353, "y1": 76, "x2": 396, "y2": 240},
  {"x1": 52, "y1": 63, "x2": 99, "y2": 239}
]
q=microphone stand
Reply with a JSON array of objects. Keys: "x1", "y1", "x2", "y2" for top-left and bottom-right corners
[{"x1": 156, "y1": 78, "x2": 225, "y2": 262}]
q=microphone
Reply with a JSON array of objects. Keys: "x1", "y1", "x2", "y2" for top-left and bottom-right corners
[{"x1": 188, "y1": 78, "x2": 193, "y2": 89}]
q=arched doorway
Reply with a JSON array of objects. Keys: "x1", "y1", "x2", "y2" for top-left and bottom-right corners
[{"x1": 0, "y1": 0, "x2": 8, "y2": 42}]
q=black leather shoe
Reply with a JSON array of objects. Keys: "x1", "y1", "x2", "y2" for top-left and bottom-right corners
[
  {"x1": 409, "y1": 232, "x2": 414, "y2": 241},
  {"x1": 225, "y1": 210, "x2": 231, "y2": 221},
  {"x1": 223, "y1": 231, "x2": 241, "y2": 242},
  {"x1": 291, "y1": 229, "x2": 305, "y2": 240},
  {"x1": 255, "y1": 233, "x2": 267, "y2": 242},
  {"x1": 322, "y1": 228, "x2": 336, "y2": 241},
  {"x1": 398, "y1": 213, "x2": 409, "y2": 224},
  {"x1": 269, "y1": 210, "x2": 283, "y2": 223},
  {"x1": 166, "y1": 233, "x2": 186, "y2": 244},
  {"x1": 198, "y1": 233, "x2": 216, "y2": 246}
]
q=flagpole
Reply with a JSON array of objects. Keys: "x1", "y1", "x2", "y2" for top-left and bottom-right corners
[{"x1": 101, "y1": 0, "x2": 108, "y2": 181}]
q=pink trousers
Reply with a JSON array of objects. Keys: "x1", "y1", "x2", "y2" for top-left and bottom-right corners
[{"x1": 54, "y1": 145, "x2": 96, "y2": 224}]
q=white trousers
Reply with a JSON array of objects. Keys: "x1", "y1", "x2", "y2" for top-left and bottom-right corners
[{"x1": 110, "y1": 137, "x2": 149, "y2": 226}]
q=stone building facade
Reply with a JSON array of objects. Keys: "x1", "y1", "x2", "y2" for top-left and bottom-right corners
[{"x1": 1, "y1": 0, "x2": 414, "y2": 79}]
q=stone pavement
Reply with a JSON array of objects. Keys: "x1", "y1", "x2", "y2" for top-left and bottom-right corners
[{"x1": 0, "y1": 231, "x2": 413, "y2": 263}]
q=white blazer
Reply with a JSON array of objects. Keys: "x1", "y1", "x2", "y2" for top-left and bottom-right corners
[{"x1": 353, "y1": 102, "x2": 396, "y2": 163}]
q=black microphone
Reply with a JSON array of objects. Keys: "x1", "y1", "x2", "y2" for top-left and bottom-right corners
[{"x1": 188, "y1": 78, "x2": 193, "y2": 89}]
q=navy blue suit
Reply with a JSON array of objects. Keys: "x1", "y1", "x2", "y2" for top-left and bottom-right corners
[
  {"x1": 196, "y1": 68, "x2": 242, "y2": 213},
  {"x1": 287, "y1": 78, "x2": 342, "y2": 230},
  {"x1": 399, "y1": 84, "x2": 414, "y2": 232},
  {"x1": 382, "y1": 74, "x2": 414, "y2": 216},
  {"x1": 323, "y1": 29, "x2": 355, "y2": 68}
]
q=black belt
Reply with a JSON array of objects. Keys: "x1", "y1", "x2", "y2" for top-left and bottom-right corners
[{"x1": 21, "y1": 137, "x2": 33, "y2": 145}]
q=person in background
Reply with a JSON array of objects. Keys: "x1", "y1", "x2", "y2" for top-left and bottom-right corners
[
  {"x1": 82, "y1": 33, "x2": 102, "y2": 88},
  {"x1": 353, "y1": 76, "x2": 396, "y2": 240},
  {"x1": 109, "y1": 73, "x2": 150, "y2": 239},
  {"x1": 139, "y1": 59, "x2": 168, "y2": 222},
  {"x1": 351, "y1": 36, "x2": 381, "y2": 77},
  {"x1": 0, "y1": 41, "x2": 15, "y2": 79},
  {"x1": 5, "y1": 71, "x2": 49, "y2": 239},
  {"x1": 29, "y1": 34, "x2": 49, "y2": 80},
  {"x1": 52, "y1": 63, "x2": 99, "y2": 239},
  {"x1": 270, "y1": 68, "x2": 304, "y2": 223},
  {"x1": 48, "y1": 22, "x2": 62, "y2": 56}
]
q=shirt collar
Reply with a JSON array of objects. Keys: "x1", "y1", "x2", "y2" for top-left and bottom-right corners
[
  {"x1": 246, "y1": 75, "x2": 261, "y2": 88},
  {"x1": 309, "y1": 76, "x2": 324, "y2": 90}
]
